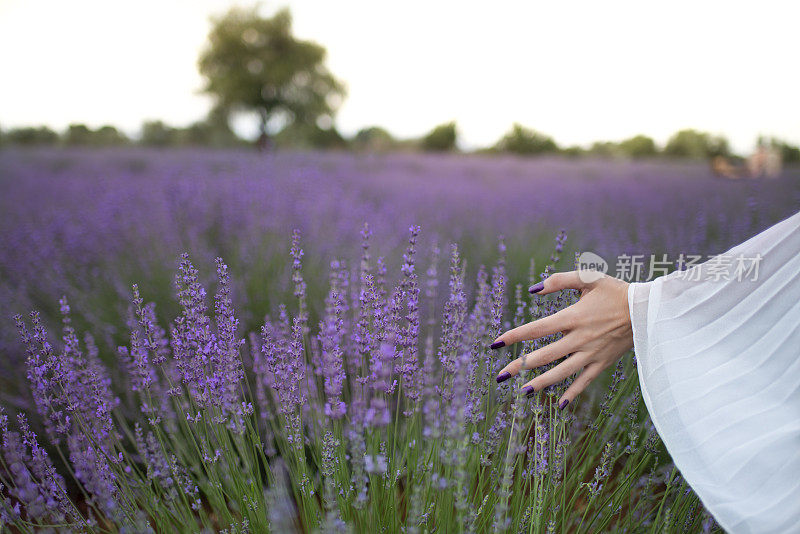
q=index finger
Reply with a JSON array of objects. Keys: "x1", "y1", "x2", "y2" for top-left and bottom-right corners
[
  {"x1": 529, "y1": 270, "x2": 593, "y2": 295},
  {"x1": 490, "y1": 307, "x2": 574, "y2": 349}
]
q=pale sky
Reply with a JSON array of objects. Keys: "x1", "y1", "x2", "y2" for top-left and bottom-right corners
[{"x1": 1, "y1": 0, "x2": 798, "y2": 153}]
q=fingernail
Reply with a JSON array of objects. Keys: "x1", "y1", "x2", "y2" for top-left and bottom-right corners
[
  {"x1": 490, "y1": 341, "x2": 505, "y2": 350},
  {"x1": 523, "y1": 385, "x2": 536, "y2": 398},
  {"x1": 496, "y1": 371, "x2": 512, "y2": 383},
  {"x1": 528, "y1": 282, "x2": 544, "y2": 294},
  {"x1": 558, "y1": 399, "x2": 569, "y2": 410}
]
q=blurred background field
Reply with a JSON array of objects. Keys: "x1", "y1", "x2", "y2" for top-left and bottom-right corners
[{"x1": 2, "y1": 147, "x2": 799, "y2": 407}]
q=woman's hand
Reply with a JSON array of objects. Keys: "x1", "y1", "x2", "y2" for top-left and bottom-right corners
[{"x1": 491, "y1": 270, "x2": 633, "y2": 409}]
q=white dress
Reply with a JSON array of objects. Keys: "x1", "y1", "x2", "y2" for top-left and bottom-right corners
[{"x1": 628, "y1": 210, "x2": 800, "y2": 534}]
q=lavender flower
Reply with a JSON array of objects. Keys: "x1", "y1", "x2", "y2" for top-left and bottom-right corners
[
  {"x1": 394, "y1": 225, "x2": 422, "y2": 412},
  {"x1": 213, "y1": 257, "x2": 246, "y2": 427},
  {"x1": 290, "y1": 229, "x2": 308, "y2": 332},
  {"x1": 0, "y1": 208, "x2": 720, "y2": 532},
  {"x1": 0, "y1": 411, "x2": 79, "y2": 525},
  {"x1": 318, "y1": 260, "x2": 347, "y2": 418},
  {"x1": 438, "y1": 245, "x2": 467, "y2": 376},
  {"x1": 584, "y1": 441, "x2": 614, "y2": 498}
]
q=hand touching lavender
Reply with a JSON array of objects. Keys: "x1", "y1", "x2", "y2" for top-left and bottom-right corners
[{"x1": 491, "y1": 271, "x2": 633, "y2": 409}]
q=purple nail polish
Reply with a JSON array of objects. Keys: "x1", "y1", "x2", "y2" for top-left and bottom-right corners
[
  {"x1": 523, "y1": 385, "x2": 536, "y2": 397},
  {"x1": 559, "y1": 399, "x2": 569, "y2": 410},
  {"x1": 496, "y1": 371, "x2": 512, "y2": 383},
  {"x1": 490, "y1": 341, "x2": 505, "y2": 350},
  {"x1": 528, "y1": 282, "x2": 544, "y2": 294}
]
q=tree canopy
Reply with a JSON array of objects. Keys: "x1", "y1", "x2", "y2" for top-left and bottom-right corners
[
  {"x1": 4, "y1": 126, "x2": 59, "y2": 145},
  {"x1": 64, "y1": 124, "x2": 128, "y2": 146},
  {"x1": 198, "y1": 7, "x2": 346, "y2": 149},
  {"x1": 494, "y1": 123, "x2": 558, "y2": 155},
  {"x1": 664, "y1": 129, "x2": 729, "y2": 159},
  {"x1": 422, "y1": 122, "x2": 458, "y2": 152},
  {"x1": 353, "y1": 126, "x2": 396, "y2": 151},
  {"x1": 618, "y1": 135, "x2": 657, "y2": 159}
]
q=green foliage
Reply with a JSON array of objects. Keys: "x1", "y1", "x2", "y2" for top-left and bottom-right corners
[
  {"x1": 767, "y1": 137, "x2": 800, "y2": 164},
  {"x1": 5, "y1": 126, "x2": 59, "y2": 145},
  {"x1": 176, "y1": 122, "x2": 217, "y2": 146},
  {"x1": 140, "y1": 120, "x2": 179, "y2": 147},
  {"x1": 198, "y1": 6, "x2": 346, "y2": 144},
  {"x1": 584, "y1": 135, "x2": 658, "y2": 160},
  {"x1": 181, "y1": 109, "x2": 245, "y2": 148},
  {"x1": 618, "y1": 134, "x2": 657, "y2": 159},
  {"x1": 353, "y1": 126, "x2": 396, "y2": 151},
  {"x1": 588, "y1": 141, "x2": 621, "y2": 158},
  {"x1": 176, "y1": 122, "x2": 241, "y2": 148},
  {"x1": 140, "y1": 118, "x2": 244, "y2": 148},
  {"x1": 64, "y1": 123, "x2": 93, "y2": 145},
  {"x1": 664, "y1": 129, "x2": 729, "y2": 159},
  {"x1": 95, "y1": 125, "x2": 128, "y2": 146},
  {"x1": 421, "y1": 121, "x2": 458, "y2": 152},
  {"x1": 274, "y1": 122, "x2": 348, "y2": 150},
  {"x1": 65, "y1": 124, "x2": 128, "y2": 146},
  {"x1": 494, "y1": 123, "x2": 558, "y2": 155},
  {"x1": 780, "y1": 144, "x2": 800, "y2": 164},
  {"x1": 561, "y1": 145, "x2": 585, "y2": 158}
]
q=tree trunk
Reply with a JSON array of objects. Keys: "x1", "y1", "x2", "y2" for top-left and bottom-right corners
[{"x1": 257, "y1": 108, "x2": 271, "y2": 151}]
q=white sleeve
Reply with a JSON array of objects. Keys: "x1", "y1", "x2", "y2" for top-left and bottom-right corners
[{"x1": 628, "y1": 210, "x2": 800, "y2": 534}]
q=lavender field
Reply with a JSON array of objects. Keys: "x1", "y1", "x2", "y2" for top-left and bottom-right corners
[{"x1": 1, "y1": 148, "x2": 798, "y2": 532}]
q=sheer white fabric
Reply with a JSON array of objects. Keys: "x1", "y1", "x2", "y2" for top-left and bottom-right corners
[{"x1": 628, "y1": 210, "x2": 800, "y2": 533}]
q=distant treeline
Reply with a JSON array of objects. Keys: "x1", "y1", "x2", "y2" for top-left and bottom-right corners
[{"x1": 2, "y1": 119, "x2": 798, "y2": 162}]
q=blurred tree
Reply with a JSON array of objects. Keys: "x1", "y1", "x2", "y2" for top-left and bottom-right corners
[
  {"x1": 768, "y1": 137, "x2": 800, "y2": 164},
  {"x1": 175, "y1": 107, "x2": 240, "y2": 147},
  {"x1": 64, "y1": 124, "x2": 93, "y2": 145},
  {"x1": 0, "y1": 124, "x2": 4, "y2": 147},
  {"x1": 494, "y1": 123, "x2": 557, "y2": 155},
  {"x1": 664, "y1": 129, "x2": 729, "y2": 159},
  {"x1": 207, "y1": 107, "x2": 244, "y2": 147},
  {"x1": 5, "y1": 126, "x2": 59, "y2": 145},
  {"x1": 618, "y1": 134, "x2": 657, "y2": 159},
  {"x1": 422, "y1": 121, "x2": 457, "y2": 152},
  {"x1": 65, "y1": 124, "x2": 128, "y2": 146},
  {"x1": 178, "y1": 122, "x2": 213, "y2": 146},
  {"x1": 94, "y1": 125, "x2": 128, "y2": 146},
  {"x1": 353, "y1": 126, "x2": 396, "y2": 151},
  {"x1": 140, "y1": 113, "x2": 243, "y2": 148},
  {"x1": 140, "y1": 120, "x2": 178, "y2": 147},
  {"x1": 274, "y1": 122, "x2": 347, "y2": 149},
  {"x1": 307, "y1": 125, "x2": 347, "y2": 149},
  {"x1": 588, "y1": 141, "x2": 620, "y2": 158},
  {"x1": 560, "y1": 145, "x2": 585, "y2": 158},
  {"x1": 179, "y1": 112, "x2": 243, "y2": 147},
  {"x1": 198, "y1": 6, "x2": 346, "y2": 150}
]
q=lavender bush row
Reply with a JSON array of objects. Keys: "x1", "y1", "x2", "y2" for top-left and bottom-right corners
[
  {"x1": 2, "y1": 148, "x2": 800, "y2": 399},
  {"x1": 1, "y1": 226, "x2": 720, "y2": 533}
]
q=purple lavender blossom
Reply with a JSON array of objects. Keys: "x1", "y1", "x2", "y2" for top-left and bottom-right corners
[
  {"x1": 290, "y1": 229, "x2": 309, "y2": 332},
  {"x1": 213, "y1": 257, "x2": 246, "y2": 426},
  {"x1": 393, "y1": 225, "x2": 422, "y2": 413},
  {"x1": 0, "y1": 152, "x2": 749, "y2": 531},
  {"x1": 318, "y1": 260, "x2": 347, "y2": 418},
  {"x1": 0, "y1": 410, "x2": 78, "y2": 525}
]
